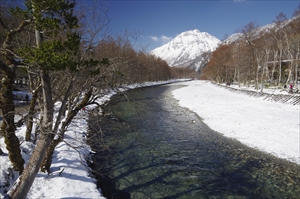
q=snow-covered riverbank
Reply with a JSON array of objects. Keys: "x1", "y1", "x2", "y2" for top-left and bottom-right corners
[
  {"x1": 1, "y1": 79, "x2": 299, "y2": 198},
  {"x1": 172, "y1": 80, "x2": 300, "y2": 165}
]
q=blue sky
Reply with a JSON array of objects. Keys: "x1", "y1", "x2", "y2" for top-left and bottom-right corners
[{"x1": 105, "y1": 0, "x2": 300, "y2": 52}]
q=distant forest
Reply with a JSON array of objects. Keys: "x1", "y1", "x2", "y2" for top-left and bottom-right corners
[{"x1": 201, "y1": 6, "x2": 300, "y2": 91}]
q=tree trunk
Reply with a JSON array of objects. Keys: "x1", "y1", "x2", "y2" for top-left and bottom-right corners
[
  {"x1": 25, "y1": 89, "x2": 38, "y2": 141},
  {"x1": 260, "y1": 65, "x2": 265, "y2": 92},
  {"x1": 255, "y1": 65, "x2": 259, "y2": 90},
  {"x1": 6, "y1": 132, "x2": 53, "y2": 199},
  {"x1": 295, "y1": 61, "x2": 299, "y2": 88},
  {"x1": 285, "y1": 61, "x2": 293, "y2": 85},
  {"x1": 33, "y1": 114, "x2": 42, "y2": 144},
  {"x1": 271, "y1": 52, "x2": 277, "y2": 84},
  {"x1": 237, "y1": 68, "x2": 241, "y2": 87},
  {"x1": 0, "y1": 60, "x2": 25, "y2": 174},
  {"x1": 0, "y1": 17, "x2": 31, "y2": 175},
  {"x1": 52, "y1": 81, "x2": 73, "y2": 135},
  {"x1": 278, "y1": 49, "x2": 283, "y2": 86},
  {"x1": 7, "y1": 70, "x2": 54, "y2": 199},
  {"x1": 41, "y1": 89, "x2": 92, "y2": 173}
]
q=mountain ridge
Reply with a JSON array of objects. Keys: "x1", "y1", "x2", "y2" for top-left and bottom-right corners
[{"x1": 150, "y1": 29, "x2": 221, "y2": 71}]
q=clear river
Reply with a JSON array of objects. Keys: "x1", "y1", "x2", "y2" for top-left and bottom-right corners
[{"x1": 88, "y1": 83, "x2": 300, "y2": 199}]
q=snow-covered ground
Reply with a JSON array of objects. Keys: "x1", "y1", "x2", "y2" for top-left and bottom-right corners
[
  {"x1": 0, "y1": 106, "x2": 106, "y2": 198},
  {"x1": 1, "y1": 80, "x2": 299, "y2": 198},
  {"x1": 172, "y1": 80, "x2": 300, "y2": 165}
]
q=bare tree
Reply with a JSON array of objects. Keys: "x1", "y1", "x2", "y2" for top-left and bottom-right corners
[
  {"x1": 285, "y1": 9, "x2": 300, "y2": 87},
  {"x1": 241, "y1": 21, "x2": 260, "y2": 88},
  {"x1": 271, "y1": 12, "x2": 287, "y2": 86}
]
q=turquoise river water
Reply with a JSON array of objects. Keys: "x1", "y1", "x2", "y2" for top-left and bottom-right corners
[{"x1": 88, "y1": 84, "x2": 300, "y2": 199}]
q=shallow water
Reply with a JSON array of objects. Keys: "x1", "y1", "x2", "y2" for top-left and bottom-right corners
[{"x1": 88, "y1": 84, "x2": 300, "y2": 199}]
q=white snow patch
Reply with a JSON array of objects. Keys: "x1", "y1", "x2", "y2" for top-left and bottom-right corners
[{"x1": 172, "y1": 80, "x2": 300, "y2": 165}]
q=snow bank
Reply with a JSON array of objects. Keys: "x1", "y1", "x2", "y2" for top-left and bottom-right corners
[
  {"x1": 172, "y1": 80, "x2": 300, "y2": 165},
  {"x1": 0, "y1": 111, "x2": 105, "y2": 198}
]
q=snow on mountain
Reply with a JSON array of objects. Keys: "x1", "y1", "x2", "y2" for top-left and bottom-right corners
[
  {"x1": 151, "y1": 29, "x2": 221, "y2": 71},
  {"x1": 222, "y1": 33, "x2": 243, "y2": 44},
  {"x1": 222, "y1": 16, "x2": 298, "y2": 45},
  {"x1": 222, "y1": 24, "x2": 275, "y2": 45}
]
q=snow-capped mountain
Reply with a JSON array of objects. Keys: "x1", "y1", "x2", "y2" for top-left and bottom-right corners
[{"x1": 151, "y1": 29, "x2": 221, "y2": 71}]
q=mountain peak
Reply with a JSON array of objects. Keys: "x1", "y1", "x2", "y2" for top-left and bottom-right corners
[
  {"x1": 151, "y1": 29, "x2": 220, "y2": 71},
  {"x1": 183, "y1": 29, "x2": 201, "y2": 34}
]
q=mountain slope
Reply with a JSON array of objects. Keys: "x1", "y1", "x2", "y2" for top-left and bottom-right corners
[
  {"x1": 222, "y1": 16, "x2": 299, "y2": 45},
  {"x1": 151, "y1": 29, "x2": 221, "y2": 71}
]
